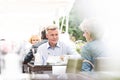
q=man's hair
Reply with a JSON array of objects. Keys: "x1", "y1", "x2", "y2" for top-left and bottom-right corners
[{"x1": 46, "y1": 25, "x2": 59, "y2": 34}]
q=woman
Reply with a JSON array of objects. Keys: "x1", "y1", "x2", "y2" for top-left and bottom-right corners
[
  {"x1": 23, "y1": 29, "x2": 48, "y2": 64},
  {"x1": 29, "y1": 35, "x2": 41, "y2": 45},
  {"x1": 79, "y1": 18, "x2": 107, "y2": 71}
]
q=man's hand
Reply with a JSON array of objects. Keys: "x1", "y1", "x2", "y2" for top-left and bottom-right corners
[{"x1": 60, "y1": 56, "x2": 64, "y2": 61}]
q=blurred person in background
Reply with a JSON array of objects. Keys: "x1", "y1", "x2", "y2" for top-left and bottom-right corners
[
  {"x1": 29, "y1": 35, "x2": 41, "y2": 45},
  {"x1": 23, "y1": 28, "x2": 48, "y2": 64},
  {"x1": 18, "y1": 34, "x2": 41, "y2": 73},
  {"x1": 19, "y1": 34, "x2": 41, "y2": 63},
  {"x1": 0, "y1": 40, "x2": 22, "y2": 79},
  {"x1": 79, "y1": 18, "x2": 107, "y2": 71}
]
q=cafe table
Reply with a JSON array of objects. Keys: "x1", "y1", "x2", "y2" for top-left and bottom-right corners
[{"x1": 0, "y1": 71, "x2": 120, "y2": 80}]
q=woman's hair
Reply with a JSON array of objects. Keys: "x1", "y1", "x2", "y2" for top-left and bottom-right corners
[
  {"x1": 41, "y1": 29, "x2": 47, "y2": 39},
  {"x1": 29, "y1": 35, "x2": 41, "y2": 44},
  {"x1": 79, "y1": 18, "x2": 104, "y2": 40}
]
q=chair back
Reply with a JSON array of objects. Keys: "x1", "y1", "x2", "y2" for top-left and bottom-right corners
[{"x1": 66, "y1": 58, "x2": 83, "y2": 73}]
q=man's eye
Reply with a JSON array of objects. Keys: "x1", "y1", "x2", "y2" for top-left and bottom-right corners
[
  {"x1": 50, "y1": 34, "x2": 54, "y2": 36},
  {"x1": 55, "y1": 34, "x2": 58, "y2": 36}
]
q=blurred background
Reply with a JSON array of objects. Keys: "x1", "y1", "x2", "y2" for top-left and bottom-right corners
[
  {"x1": 0, "y1": 0, "x2": 120, "y2": 56},
  {"x1": 0, "y1": 0, "x2": 120, "y2": 79}
]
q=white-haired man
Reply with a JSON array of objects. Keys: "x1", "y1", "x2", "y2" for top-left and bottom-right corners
[{"x1": 35, "y1": 25, "x2": 80, "y2": 65}]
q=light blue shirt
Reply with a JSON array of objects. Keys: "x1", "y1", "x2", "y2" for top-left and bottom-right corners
[
  {"x1": 81, "y1": 40, "x2": 108, "y2": 71},
  {"x1": 36, "y1": 41, "x2": 79, "y2": 65}
]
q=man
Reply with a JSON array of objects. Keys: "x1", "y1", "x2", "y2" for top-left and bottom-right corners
[{"x1": 35, "y1": 25, "x2": 80, "y2": 65}]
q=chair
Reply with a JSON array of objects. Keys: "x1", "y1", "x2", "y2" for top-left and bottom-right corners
[{"x1": 66, "y1": 58, "x2": 83, "y2": 73}]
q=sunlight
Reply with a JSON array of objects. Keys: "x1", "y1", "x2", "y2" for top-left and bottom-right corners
[
  {"x1": 95, "y1": 0, "x2": 120, "y2": 57},
  {"x1": 80, "y1": 0, "x2": 120, "y2": 56},
  {"x1": 0, "y1": 0, "x2": 75, "y2": 41},
  {"x1": 93, "y1": 0, "x2": 120, "y2": 72}
]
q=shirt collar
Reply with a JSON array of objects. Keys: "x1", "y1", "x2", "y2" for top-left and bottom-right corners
[{"x1": 47, "y1": 41, "x2": 60, "y2": 49}]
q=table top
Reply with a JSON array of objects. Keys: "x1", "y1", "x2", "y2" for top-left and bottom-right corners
[
  {"x1": 0, "y1": 72, "x2": 120, "y2": 80},
  {"x1": 21, "y1": 64, "x2": 120, "y2": 80}
]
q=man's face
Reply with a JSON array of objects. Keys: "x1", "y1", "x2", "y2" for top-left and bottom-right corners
[{"x1": 46, "y1": 29, "x2": 59, "y2": 46}]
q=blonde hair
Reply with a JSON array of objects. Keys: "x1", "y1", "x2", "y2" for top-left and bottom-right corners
[{"x1": 29, "y1": 35, "x2": 41, "y2": 44}]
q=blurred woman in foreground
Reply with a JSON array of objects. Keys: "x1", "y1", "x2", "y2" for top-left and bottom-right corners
[{"x1": 79, "y1": 18, "x2": 107, "y2": 71}]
